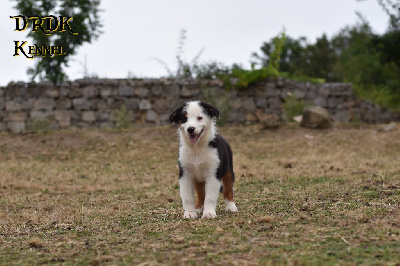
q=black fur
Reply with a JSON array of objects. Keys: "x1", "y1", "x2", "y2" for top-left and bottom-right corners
[
  {"x1": 199, "y1": 101, "x2": 220, "y2": 119},
  {"x1": 208, "y1": 134, "x2": 235, "y2": 182},
  {"x1": 178, "y1": 160, "x2": 184, "y2": 179},
  {"x1": 169, "y1": 103, "x2": 188, "y2": 124}
]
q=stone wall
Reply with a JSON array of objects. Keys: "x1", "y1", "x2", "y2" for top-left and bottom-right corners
[{"x1": 0, "y1": 77, "x2": 397, "y2": 133}]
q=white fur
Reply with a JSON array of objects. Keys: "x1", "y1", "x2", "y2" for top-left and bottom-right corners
[
  {"x1": 176, "y1": 101, "x2": 237, "y2": 219},
  {"x1": 225, "y1": 199, "x2": 238, "y2": 212},
  {"x1": 202, "y1": 177, "x2": 221, "y2": 218}
]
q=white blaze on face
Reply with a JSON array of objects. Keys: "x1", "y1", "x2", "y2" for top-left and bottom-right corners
[{"x1": 183, "y1": 101, "x2": 208, "y2": 144}]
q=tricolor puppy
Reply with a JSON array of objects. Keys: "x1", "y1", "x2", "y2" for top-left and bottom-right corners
[{"x1": 169, "y1": 101, "x2": 238, "y2": 219}]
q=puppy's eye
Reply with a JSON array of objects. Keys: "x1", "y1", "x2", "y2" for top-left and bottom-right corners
[{"x1": 197, "y1": 116, "x2": 203, "y2": 121}]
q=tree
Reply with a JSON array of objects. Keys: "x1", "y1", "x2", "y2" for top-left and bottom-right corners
[
  {"x1": 252, "y1": 32, "x2": 303, "y2": 74},
  {"x1": 376, "y1": 0, "x2": 400, "y2": 30},
  {"x1": 12, "y1": 0, "x2": 102, "y2": 85},
  {"x1": 252, "y1": 12, "x2": 399, "y2": 108},
  {"x1": 357, "y1": 0, "x2": 400, "y2": 31},
  {"x1": 332, "y1": 18, "x2": 400, "y2": 108},
  {"x1": 252, "y1": 33, "x2": 337, "y2": 81},
  {"x1": 301, "y1": 34, "x2": 337, "y2": 81}
]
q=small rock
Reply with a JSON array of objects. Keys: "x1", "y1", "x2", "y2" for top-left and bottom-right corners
[
  {"x1": 377, "y1": 122, "x2": 397, "y2": 132},
  {"x1": 304, "y1": 134, "x2": 315, "y2": 140},
  {"x1": 139, "y1": 99, "x2": 151, "y2": 110},
  {"x1": 146, "y1": 110, "x2": 158, "y2": 123},
  {"x1": 301, "y1": 106, "x2": 332, "y2": 129},
  {"x1": 293, "y1": 115, "x2": 302, "y2": 123}
]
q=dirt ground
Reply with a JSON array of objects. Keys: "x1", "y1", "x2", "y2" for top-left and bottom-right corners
[{"x1": 0, "y1": 124, "x2": 399, "y2": 265}]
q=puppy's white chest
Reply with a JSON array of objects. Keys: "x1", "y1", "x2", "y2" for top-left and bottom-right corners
[{"x1": 180, "y1": 147, "x2": 219, "y2": 181}]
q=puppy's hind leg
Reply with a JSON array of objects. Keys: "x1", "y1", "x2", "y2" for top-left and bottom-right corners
[{"x1": 223, "y1": 171, "x2": 238, "y2": 213}]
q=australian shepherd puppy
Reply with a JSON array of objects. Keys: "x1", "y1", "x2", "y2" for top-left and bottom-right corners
[{"x1": 169, "y1": 101, "x2": 238, "y2": 219}]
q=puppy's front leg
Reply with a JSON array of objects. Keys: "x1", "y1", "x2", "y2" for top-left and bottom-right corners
[
  {"x1": 202, "y1": 177, "x2": 221, "y2": 219},
  {"x1": 179, "y1": 174, "x2": 198, "y2": 219}
]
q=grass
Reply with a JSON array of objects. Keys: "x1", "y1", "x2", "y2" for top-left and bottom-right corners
[
  {"x1": 0, "y1": 124, "x2": 399, "y2": 265},
  {"x1": 26, "y1": 119, "x2": 51, "y2": 133},
  {"x1": 283, "y1": 95, "x2": 313, "y2": 122}
]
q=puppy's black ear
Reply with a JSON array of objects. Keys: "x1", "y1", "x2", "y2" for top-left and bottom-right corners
[
  {"x1": 169, "y1": 103, "x2": 187, "y2": 124},
  {"x1": 199, "y1": 101, "x2": 220, "y2": 119}
]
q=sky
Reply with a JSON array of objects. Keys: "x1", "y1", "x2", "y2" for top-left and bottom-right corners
[{"x1": 0, "y1": 0, "x2": 389, "y2": 86}]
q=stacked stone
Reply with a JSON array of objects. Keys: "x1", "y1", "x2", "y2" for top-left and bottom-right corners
[
  {"x1": 0, "y1": 78, "x2": 218, "y2": 133},
  {"x1": 234, "y1": 78, "x2": 394, "y2": 124},
  {"x1": 0, "y1": 77, "x2": 396, "y2": 133},
  {"x1": 229, "y1": 78, "x2": 285, "y2": 123}
]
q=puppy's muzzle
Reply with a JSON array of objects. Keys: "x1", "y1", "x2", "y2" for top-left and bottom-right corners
[{"x1": 187, "y1": 127, "x2": 203, "y2": 144}]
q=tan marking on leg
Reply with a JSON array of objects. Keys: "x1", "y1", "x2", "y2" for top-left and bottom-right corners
[
  {"x1": 222, "y1": 171, "x2": 234, "y2": 202},
  {"x1": 194, "y1": 180, "x2": 205, "y2": 209}
]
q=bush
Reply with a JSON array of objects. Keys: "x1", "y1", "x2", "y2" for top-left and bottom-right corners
[
  {"x1": 354, "y1": 83, "x2": 400, "y2": 110},
  {"x1": 283, "y1": 96, "x2": 313, "y2": 122},
  {"x1": 115, "y1": 106, "x2": 132, "y2": 129},
  {"x1": 27, "y1": 119, "x2": 51, "y2": 133}
]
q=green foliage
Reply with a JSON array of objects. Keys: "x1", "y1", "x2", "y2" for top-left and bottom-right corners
[
  {"x1": 227, "y1": 67, "x2": 279, "y2": 89},
  {"x1": 27, "y1": 119, "x2": 51, "y2": 133},
  {"x1": 253, "y1": 33, "x2": 336, "y2": 82},
  {"x1": 253, "y1": 36, "x2": 307, "y2": 75},
  {"x1": 218, "y1": 31, "x2": 287, "y2": 90},
  {"x1": 354, "y1": 83, "x2": 399, "y2": 110},
  {"x1": 221, "y1": 69, "x2": 325, "y2": 91},
  {"x1": 115, "y1": 106, "x2": 131, "y2": 129},
  {"x1": 161, "y1": 22, "x2": 399, "y2": 110},
  {"x1": 283, "y1": 96, "x2": 313, "y2": 122},
  {"x1": 374, "y1": 0, "x2": 400, "y2": 31},
  {"x1": 252, "y1": 12, "x2": 400, "y2": 109},
  {"x1": 332, "y1": 18, "x2": 400, "y2": 109},
  {"x1": 13, "y1": 0, "x2": 103, "y2": 85},
  {"x1": 267, "y1": 31, "x2": 286, "y2": 76},
  {"x1": 279, "y1": 72, "x2": 325, "y2": 84}
]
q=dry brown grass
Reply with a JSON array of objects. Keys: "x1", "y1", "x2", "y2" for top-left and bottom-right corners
[{"x1": 0, "y1": 124, "x2": 399, "y2": 265}]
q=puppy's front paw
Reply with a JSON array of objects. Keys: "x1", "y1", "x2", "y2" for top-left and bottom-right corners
[
  {"x1": 225, "y1": 202, "x2": 238, "y2": 212},
  {"x1": 202, "y1": 211, "x2": 217, "y2": 219},
  {"x1": 196, "y1": 206, "x2": 204, "y2": 214},
  {"x1": 183, "y1": 211, "x2": 198, "y2": 219}
]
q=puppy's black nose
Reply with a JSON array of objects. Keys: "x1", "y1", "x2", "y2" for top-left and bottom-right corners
[{"x1": 187, "y1": 127, "x2": 195, "y2": 134}]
